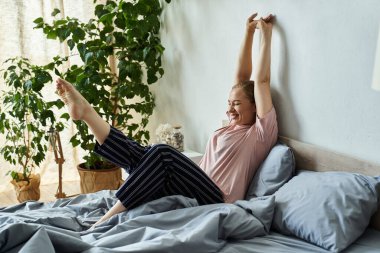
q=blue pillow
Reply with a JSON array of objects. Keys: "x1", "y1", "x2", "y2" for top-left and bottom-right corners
[
  {"x1": 273, "y1": 170, "x2": 380, "y2": 252},
  {"x1": 245, "y1": 143, "x2": 295, "y2": 200}
]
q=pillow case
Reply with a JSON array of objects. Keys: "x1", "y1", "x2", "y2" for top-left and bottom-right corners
[
  {"x1": 273, "y1": 170, "x2": 380, "y2": 252},
  {"x1": 245, "y1": 142, "x2": 295, "y2": 200}
]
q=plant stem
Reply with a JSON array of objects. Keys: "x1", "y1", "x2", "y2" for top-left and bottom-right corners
[
  {"x1": 22, "y1": 112, "x2": 30, "y2": 173},
  {"x1": 109, "y1": 54, "x2": 119, "y2": 127}
]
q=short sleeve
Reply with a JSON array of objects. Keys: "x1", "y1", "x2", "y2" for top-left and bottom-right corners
[{"x1": 254, "y1": 106, "x2": 278, "y2": 143}]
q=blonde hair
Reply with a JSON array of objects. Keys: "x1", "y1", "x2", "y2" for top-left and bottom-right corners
[{"x1": 232, "y1": 80, "x2": 255, "y2": 103}]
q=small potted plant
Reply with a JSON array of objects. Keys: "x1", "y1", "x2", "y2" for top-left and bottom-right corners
[
  {"x1": 0, "y1": 57, "x2": 64, "y2": 202},
  {"x1": 33, "y1": 0, "x2": 171, "y2": 193}
]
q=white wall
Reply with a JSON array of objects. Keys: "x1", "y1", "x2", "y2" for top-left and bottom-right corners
[{"x1": 149, "y1": 0, "x2": 380, "y2": 164}]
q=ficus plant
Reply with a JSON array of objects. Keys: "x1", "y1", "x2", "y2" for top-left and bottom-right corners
[
  {"x1": 0, "y1": 57, "x2": 65, "y2": 182},
  {"x1": 33, "y1": 0, "x2": 171, "y2": 169}
]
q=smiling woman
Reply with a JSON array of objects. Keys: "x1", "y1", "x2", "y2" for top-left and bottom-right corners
[
  {"x1": 45, "y1": 12, "x2": 279, "y2": 230},
  {"x1": 227, "y1": 81, "x2": 257, "y2": 126},
  {"x1": 200, "y1": 13, "x2": 278, "y2": 203}
]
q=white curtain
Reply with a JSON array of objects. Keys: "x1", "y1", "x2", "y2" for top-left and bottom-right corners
[{"x1": 0, "y1": 0, "x2": 102, "y2": 193}]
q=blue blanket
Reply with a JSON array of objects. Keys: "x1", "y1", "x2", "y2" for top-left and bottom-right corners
[{"x1": 0, "y1": 191, "x2": 275, "y2": 253}]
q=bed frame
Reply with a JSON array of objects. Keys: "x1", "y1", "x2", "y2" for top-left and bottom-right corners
[{"x1": 278, "y1": 136, "x2": 380, "y2": 231}]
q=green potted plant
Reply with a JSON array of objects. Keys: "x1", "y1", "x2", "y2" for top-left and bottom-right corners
[
  {"x1": 0, "y1": 57, "x2": 65, "y2": 202},
  {"x1": 33, "y1": 0, "x2": 171, "y2": 193}
]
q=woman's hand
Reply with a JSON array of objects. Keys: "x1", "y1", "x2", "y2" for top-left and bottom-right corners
[
  {"x1": 246, "y1": 13, "x2": 259, "y2": 33},
  {"x1": 261, "y1": 14, "x2": 274, "y2": 23},
  {"x1": 257, "y1": 14, "x2": 274, "y2": 38}
]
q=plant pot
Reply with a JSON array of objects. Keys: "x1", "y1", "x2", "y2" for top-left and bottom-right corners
[
  {"x1": 11, "y1": 173, "x2": 41, "y2": 203},
  {"x1": 77, "y1": 163, "x2": 123, "y2": 194}
]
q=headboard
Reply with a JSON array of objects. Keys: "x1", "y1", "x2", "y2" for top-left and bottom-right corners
[{"x1": 278, "y1": 136, "x2": 380, "y2": 231}]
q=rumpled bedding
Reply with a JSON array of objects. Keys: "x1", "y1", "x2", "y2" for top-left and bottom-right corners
[{"x1": 0, "y1": 191, "x2": 275, "y2": 253}]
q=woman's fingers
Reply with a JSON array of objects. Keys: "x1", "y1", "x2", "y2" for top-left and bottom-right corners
[
  {"x1": 255, "y1": 14, "x2": 274, "y2": 32},
  {"x1": 248, "y1": 12, "x2": 258, "y2": 21},
  {"x1": 261, "y1": 14, "x2": 274, "y2": 23},
  {"x1": 246, "y1": 12, "x2": 259, "y2": 32},
  {"x1": 247, "y1": 12, "x2": 258, "y2": 26},
  {"x1": 246, "y1": 13, "x2": 274, "y2": 32},
  {"x1": 248, "y1": 13, "x2": 275, "y2": 23}
]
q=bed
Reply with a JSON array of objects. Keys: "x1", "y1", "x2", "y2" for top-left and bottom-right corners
[{"x1": 0, "y1": 136, "x2": 379, "y2": 253}]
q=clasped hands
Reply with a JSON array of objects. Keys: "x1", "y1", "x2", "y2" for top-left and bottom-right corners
[{"x1": 246, "y1": 13, "x2": 274, "y2": 33}]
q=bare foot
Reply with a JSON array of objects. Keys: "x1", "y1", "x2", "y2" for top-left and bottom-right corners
[{"x1": 55, "y1": 78, "x2": 92, "y2": 121}]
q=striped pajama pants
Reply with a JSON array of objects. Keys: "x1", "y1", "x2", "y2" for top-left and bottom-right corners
[{"x1": 94, "y1": 126, "x2": 224, "y2": 210}]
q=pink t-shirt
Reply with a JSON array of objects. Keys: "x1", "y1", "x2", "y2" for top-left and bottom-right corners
[{"x1": 199, "y1": 107, "x2": 278, "y2": 203}]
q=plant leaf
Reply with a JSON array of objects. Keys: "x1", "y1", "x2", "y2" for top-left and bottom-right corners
[{"x1": 51, "y1": 8, "x2": 61, "y2": 17}]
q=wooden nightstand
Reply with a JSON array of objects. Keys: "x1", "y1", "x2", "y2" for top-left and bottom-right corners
[{"x1": 182, "y1": 150, "x2": 203, "y2": 164}]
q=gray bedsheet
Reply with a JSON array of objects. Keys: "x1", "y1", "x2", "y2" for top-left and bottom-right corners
[
  {"x1": 0, "y1": 190, "x2": 275, "y2": 253},
  {"x1": 218, "y1": 229, "x2": 380, "y2": 253}
]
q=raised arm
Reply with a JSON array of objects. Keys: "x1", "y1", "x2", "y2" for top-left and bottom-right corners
[
  {"x1": 254, "y1": 15, "x2": 274, "y2": 118},
  {"x1": 235, "y1": 13, "x2": 258, "y2": 83}
]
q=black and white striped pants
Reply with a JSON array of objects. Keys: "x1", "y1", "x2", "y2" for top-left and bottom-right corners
[{"x1": 94, "y1": 126, "x2": 224, "y2": 209}]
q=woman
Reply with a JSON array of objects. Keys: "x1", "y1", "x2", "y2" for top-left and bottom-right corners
[
  {"x1": 55, "y1": 13, "x2": 277, "y2": 228},
  {"x1": 200, "y1": 13, "x2": 278, "y2": 203}
]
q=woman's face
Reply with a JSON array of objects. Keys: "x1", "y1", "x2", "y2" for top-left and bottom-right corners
[{"x1": 227, "y1": 87, "x2": 256, "y2": 126}]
